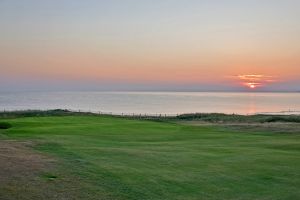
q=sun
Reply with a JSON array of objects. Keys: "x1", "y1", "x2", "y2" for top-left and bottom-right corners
[
  {"x1": 245, "y1": 82, "x2": 258, "y2": 89},
  {"x1": 249, "y1": 84, "x2": 256, "y2": 89}
]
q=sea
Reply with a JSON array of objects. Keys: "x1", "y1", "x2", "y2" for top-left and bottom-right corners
[{"x1": 0, "y1": 91, "x2": 299, "y2": 115}]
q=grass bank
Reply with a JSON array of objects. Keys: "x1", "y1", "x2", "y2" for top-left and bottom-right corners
[
  {"x1": 0, "y1": 111, "x2": 299, "y2": 199},
  {"x1": 1, "y1": 109, "x2": 300, "y2": 123}
]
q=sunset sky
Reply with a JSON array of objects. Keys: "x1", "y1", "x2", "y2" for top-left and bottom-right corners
[{"x1": 0, "y1": 0, "x2": 299, "y2": 91}]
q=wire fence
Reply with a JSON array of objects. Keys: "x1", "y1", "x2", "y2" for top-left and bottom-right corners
[{"x1": 68, "y1": 109, "x2": 179, "y2": 118}]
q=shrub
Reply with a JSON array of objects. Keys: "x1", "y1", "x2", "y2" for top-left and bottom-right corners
[{"x1": 0, "y1": 122, "x2": 12, "y2": 129}]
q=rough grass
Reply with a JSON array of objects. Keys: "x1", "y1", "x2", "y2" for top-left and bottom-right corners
[
  {"x1": 175, "y1": 113, "x2": 300, "y2": 123},
  {"x1": 1, "y1": 109, "x2": 300, "y2": 123},
  {"x1": 0, "y1": 109, "x2": 85, "y2": 119},
  {"x1": 0, "y1": 114, "x2": 299, "y2": 199}
]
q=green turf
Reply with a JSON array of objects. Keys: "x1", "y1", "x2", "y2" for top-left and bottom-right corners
[{"x1": 1, "y1": 116, "x2": 300, "y2": 200}]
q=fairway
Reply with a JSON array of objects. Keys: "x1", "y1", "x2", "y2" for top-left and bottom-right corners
[{"x1": 0, "y1": 116, "x2": 300, "y2": 200}]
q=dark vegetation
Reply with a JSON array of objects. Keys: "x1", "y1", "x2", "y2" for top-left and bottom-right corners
[
  {"x1": 176, "y1": 113, "x2": 300, "y2": 123},
  {"x1": 0, "y1": 122, "x2": 12, "y2": 129},
  {"x1": 0, "y1": 109, "x2": 87, "y2": 118}
]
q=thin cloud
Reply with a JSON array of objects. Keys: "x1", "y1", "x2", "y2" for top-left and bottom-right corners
[{"x1": 229, "y1": 74, "x2": 278, "y2": 89}]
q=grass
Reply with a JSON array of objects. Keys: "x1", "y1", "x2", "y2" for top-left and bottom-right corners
[
  {"x1": 175, "y1": 113, "x2": 300, "y2": 123},
  {"x1": 42, "y1": 173, "x2": 58, "y2": 181},
  {"x1": 0, "y1": 112, "x2": 300, "y2": 199},
  {"x1": 1, "y1": 109, "x2": 300, "y2": 123}
]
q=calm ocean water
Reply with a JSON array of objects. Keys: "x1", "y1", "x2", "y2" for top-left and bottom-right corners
[{"x1": 0, "y1": 91, "x2": 299, "y2": 115}]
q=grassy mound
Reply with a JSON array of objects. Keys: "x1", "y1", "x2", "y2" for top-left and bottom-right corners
[
  {"x1": 1, "y1": 109, "x2": 299, "y2": 124},
  {"x1": 176, "y1": 113, "x2": 300, "y2": 123}
]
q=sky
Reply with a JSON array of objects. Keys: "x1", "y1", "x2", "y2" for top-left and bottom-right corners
[{"x1": 0, "y1": 0, "x2": 300, "y2": 91}]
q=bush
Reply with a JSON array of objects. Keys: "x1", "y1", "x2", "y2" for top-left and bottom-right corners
[
  {"x1": 263, "y1": 116, "x2": 300, "y2": 123},
  {"x1": 0, "y1": 122, "x2": 12, "y2": 129}
]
